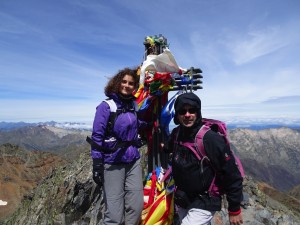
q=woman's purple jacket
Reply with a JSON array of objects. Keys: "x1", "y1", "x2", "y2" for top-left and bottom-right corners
[{"x1": 91, "y1": 93, "x2": 147, "y2": 164}]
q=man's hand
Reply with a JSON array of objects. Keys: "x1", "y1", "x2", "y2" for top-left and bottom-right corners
[
  {"x1": 229, "y1": 212, "x2": 243, "y2": 225},
  {"x1": 93, "y1": 158, "x2": 104, "y2": 186}
]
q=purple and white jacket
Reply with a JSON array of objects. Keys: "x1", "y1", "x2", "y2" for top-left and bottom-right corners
[{"x1": 91, "y1": 93, "x2": 146, "y2": 164}]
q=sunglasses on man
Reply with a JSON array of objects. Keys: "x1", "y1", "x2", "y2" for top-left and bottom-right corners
[{"x1": 178, "y1": 108, "x2": 198, "y2": 115}]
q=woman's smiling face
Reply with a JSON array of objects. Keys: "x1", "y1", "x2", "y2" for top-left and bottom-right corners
[{"x1": 119, "y1": 75, "x2": 135, "y2": 96}]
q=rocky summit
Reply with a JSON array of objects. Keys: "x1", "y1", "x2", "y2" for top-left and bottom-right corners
[
  {"x1": 229, "y1": 127, "x2": 300, "y2": 192},
  {"x1": 1, "y1": 126, "x2": 300, "y2": 224},
  {"x1": 0, "y1": 143, "x2": 66, "y2": 221},
  {"x1": 2, "y1": 147, "x2": 300, "y2": 225}
]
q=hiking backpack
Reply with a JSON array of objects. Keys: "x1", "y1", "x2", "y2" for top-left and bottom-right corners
[
  {"x1": 86, "y1": 99, "x2": 139, "y2": 151},
  {"x1": 174, "y1": 118, "x2": 245, "y2": 197},
  {"x1": 103, "y1": 99, "x2": 139, "y2": 136}
]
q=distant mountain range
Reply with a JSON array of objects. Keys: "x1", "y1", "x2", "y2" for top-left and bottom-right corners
[
  {"x1": 227, "y1": 123, "x2": 300, "y2": 130},
  {"x1": 0, "y1": 125, "x2": 90, "y2": 162},
  {"x1": 0, "y1": 121, "x2": 92, "y2": 131},
  {"x1": 1, "y1": 119, "x2": 300, "y2": 131}
]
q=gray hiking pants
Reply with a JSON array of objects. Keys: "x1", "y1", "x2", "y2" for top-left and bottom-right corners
[{"x1": 103, "y1": 159, "x2": 143, "y2": 225}]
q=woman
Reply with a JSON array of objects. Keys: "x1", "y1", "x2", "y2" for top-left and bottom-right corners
[{"x1": 91, "y1": 67, "x2": 146, "y2": 225}]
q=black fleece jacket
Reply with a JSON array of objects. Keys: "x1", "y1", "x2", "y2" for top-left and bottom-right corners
[{"x1": 165, "y1": 122, "x2": 243, "y2": 213}]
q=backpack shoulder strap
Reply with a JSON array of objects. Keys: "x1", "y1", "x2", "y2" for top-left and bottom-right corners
[
  {"x1": 103, "y1": 99, "x2": 118, "y2": 136},
  {"x1": 194, "y1": 124, "x2": 211, "y2": 158},
  {"x1": 132, "y1": 101, "x2": 138, "y2": 120},
  {"x1": 103, "y1": 99, "x2": 117, "y2": 112},
  {"x1": 195, "y1": 123, "x2": 219, "y2": 196},
  {"x1": 173, "y1": 126, "x2": 203, "y2": 161},
  {"x1": 103, "y1": 99, "x2": 138, "y2": 137},
  {"x1": 105, "y1": 99, "x2": 137, "y2": 113}
]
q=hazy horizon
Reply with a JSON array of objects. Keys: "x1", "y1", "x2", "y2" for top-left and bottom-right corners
[{"x1": 1, "y1": 0, "x2": 299, "y2": 123}]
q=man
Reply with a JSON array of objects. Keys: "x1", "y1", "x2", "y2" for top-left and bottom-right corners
[{"x1": 164, "y1": 92, "x2": 243, "y2": 225}]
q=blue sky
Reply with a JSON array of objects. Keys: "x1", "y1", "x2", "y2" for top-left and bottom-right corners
[{"x1": 0, "y1": 0, "x2": 299, "y2": 125}]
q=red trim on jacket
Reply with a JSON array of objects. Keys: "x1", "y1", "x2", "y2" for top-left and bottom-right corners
[{"x1": 229, "y1": 208, "x2": 241, "y2": 215}]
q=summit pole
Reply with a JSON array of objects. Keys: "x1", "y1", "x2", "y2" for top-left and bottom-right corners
[
  {"x1": 141, "y1": 35, "x2": 203, "y2": 174},
  {"x1": 143, "y1": 34, "x2": 169, "y2": 173}
]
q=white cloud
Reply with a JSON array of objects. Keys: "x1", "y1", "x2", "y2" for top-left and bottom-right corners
[
  {"x1": 229, "y1": 25, "x2": 292, "y2": 65},
  {"x1": 226, "y1": 21, "x2": 299, "y2": 65}
]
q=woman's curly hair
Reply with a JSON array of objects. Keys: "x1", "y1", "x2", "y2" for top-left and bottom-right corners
[{"x1": 105, "y1": 67, "x2": 140, "y2": 95}]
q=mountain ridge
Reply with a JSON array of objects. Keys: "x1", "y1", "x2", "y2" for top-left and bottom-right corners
[
  {"x1": 1, "y1": 125, "x2": 300, "y2": 224},
  {"x1": 3, "y1": 146, "x2": 300, "y2": 225},
  {"x1": 0, "y1": 143, "x2": 66, "y2": 220},
  {"x1": 0, "y1": 125, "x2": 90, "y2": 162},
  {"x1": 229, "y1": 127, "x2": 300, "y2": 192},
  {"x1": 1, "y1": 120, "x2": 300, "y2": 131}
]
